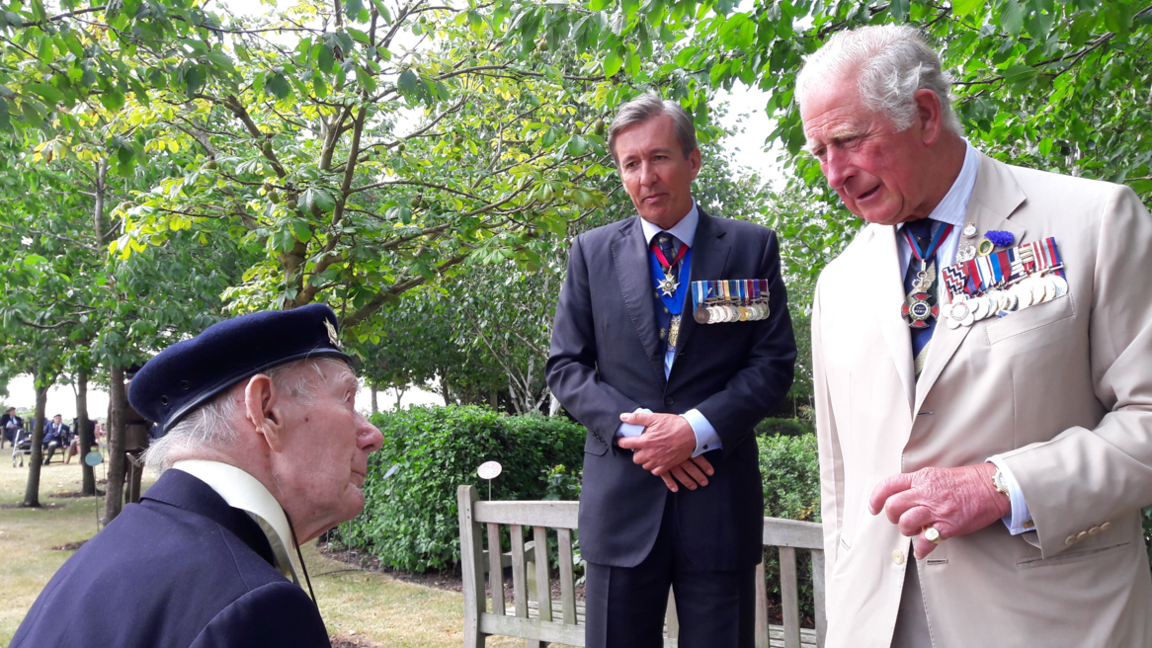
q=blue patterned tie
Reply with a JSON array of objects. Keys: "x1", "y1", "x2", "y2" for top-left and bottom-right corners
[{"x1": 903, "y1": 219, "x2": 939, "y2": 373}]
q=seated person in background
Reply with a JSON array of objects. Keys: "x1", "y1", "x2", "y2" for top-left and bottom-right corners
[
  {"x1": 1, "y1": 407, "x2": 22, "y2": 449},
  {"x1": 64, "y1": 419, "x2": 95, "y2": 464},
  {"x1": 42, "y1": 415, "x2": 70, "y2": 465}
]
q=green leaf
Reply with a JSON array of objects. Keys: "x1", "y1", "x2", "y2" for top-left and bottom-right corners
[
  {"x1": 319, "y1": 44, "x2": 335, "y2": 73},
  {"x1": 397, "y1": 69, "x2": 419, "y2": 99},
  {"x1": 566, "y1": 135, "x2": 588, "y2": 156},
  {"x1": 266, "y1": 73, "x2": 292, "y2": 99},
  {"x1": 588, "y1": 0, "x2": 612, "y2": 10},
  {"x1": 182, "y1": 64, "x2": 205, "y2": 97},
  {"x1": 204, "y1": 50, "x2": 236, "y2": 73},
  {"x1": 952, "y1": 0, "x2": 982, "y2": 15},
  {"x1": 0, "y1": 99, "x2": 10, "y2": 133},
  {"x1": 345, "y1": 0, "x2": 364, "y2": 18},
  {"x1": 312, "y1": 189, "x2": 336, "y2": 212},
  {"x1": 291, "y1": 219, "x2": 312, "y2": 242},
  {"x1": 27, "y1": 83, "x2": 65, "y2": 103},
  {"x1": 99, "y1": 87, "x2": 125, "y2": 112},
  {"x1": 603, "y1": 51, "x2": 623, "y2": 77},
  {"x1": 1001, "y1": 0, "x2": 1026, "y2": 37}
]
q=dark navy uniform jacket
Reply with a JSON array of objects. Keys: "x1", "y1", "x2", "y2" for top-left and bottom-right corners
[{"x1": 12, "y1": 469, "x2": 330, "y2": 648}]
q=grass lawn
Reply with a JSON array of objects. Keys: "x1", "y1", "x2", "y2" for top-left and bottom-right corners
[{"x1": 0, "y1": 455, "x2": 518, "y2": 647}]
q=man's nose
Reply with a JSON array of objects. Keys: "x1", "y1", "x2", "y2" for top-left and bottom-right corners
[
  {"x1": 822, "y1": 149, "x2": 852, "y2": 190},
  {"x1": 639, "y1": 160, "x2": 659, "y2": 185},
  {"x1": 357, "y1": 416, "x2": 384, "y2": 453}
]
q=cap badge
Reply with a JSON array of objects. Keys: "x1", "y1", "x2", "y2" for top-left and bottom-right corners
[{"x1": 323, "y1": 318, "x2": 342, "y2": 349}]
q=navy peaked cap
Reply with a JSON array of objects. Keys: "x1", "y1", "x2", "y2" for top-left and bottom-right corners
[{"x1": 129, "y1": 304, "x2": 351, "y2": 432}]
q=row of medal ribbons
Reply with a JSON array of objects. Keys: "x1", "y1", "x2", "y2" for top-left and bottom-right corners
[
  {"x1": 691, "y1": 279, "x2": 771, "y2": 324},
  {"x1": 940, "y1": 237, "x2": 1067, "y2": 329}
]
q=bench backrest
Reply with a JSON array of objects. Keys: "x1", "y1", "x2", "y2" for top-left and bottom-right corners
[{"x1": 458, "y1": 485, "x2": 826, "y2": 648}]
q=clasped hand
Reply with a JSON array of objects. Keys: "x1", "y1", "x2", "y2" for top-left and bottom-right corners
[{"x1": 616, "y1": 411, "x2": 714, "y2": 493}]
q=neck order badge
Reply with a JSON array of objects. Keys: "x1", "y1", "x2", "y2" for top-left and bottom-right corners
[{"x1": 901, "y1": 222, "x2": 954, "y2": 329}]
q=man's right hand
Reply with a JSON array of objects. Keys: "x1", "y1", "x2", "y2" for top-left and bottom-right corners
[{"x1": 659, "y1": 455, "x2": 715, "y2": 492}]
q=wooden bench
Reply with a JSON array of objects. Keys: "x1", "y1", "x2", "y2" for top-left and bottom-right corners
[{"x1": 458, "y1": 485, "x2": 826, "y2": 648}]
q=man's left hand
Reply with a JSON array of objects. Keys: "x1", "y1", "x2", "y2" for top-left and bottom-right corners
[
  {"x1": 869, "y1": 463, "x2": 1011, "y2": 560},
  {"x1": 616, "y1": 411, "x2": 696, "y2": 477}
]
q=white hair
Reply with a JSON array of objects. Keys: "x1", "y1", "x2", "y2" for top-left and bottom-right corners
[
  {"x1": 796, "y1": 24, "x2": 963, "y2": 136},
  {"x1": 143, "y1": 357, "x2": 350, "y2": 474}
]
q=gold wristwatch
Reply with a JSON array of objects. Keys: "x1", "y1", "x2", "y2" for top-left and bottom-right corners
[{"x1": 992, "y1": 469, "x2": 1010, "y2": 496}]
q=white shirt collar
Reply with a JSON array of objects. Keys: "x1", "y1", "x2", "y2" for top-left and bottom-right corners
[
  {"x1": 898, "y1": 140, "x2": 979, "y2": 232},
  {"x1": 640, "y1": 201, "x2": 699, "y2": 248},
  {"x1": 172, "y1": 459, "x2": 301, "y2": 584}
]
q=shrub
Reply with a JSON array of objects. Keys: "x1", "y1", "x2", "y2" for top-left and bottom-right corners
[
  {"x1": 755, "y1": 417, "x2": 815, "y2": 438},
  {"x1": 339, "y1": 406, "x2": 585, "y2": 572},
  {"x1": 759, "y1": 431, "x2": 821, "y2": 624}
]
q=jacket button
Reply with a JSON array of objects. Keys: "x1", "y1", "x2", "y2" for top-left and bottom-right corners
[
  {"x1": 665, "y1": 397, "x2": 674, "y2": 406},
  {"x1": 1065, "y1": 535, "x2": 1078, "y2": 546},
  {"x1": 1088, "y1": 526, "x2": 1101, "y2": 535},
  {"x1": 1076, "y1": 531, "x2": 1088, "y2": 541},
  {"x1": 892, "y1": 550, "x2": 904, "y2": 565},
  {"x1": 1101, "y1": 521, "x2": 1111, "y2": 531}
]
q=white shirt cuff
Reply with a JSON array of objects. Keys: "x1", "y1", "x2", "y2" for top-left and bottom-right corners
[
  {"x1": 988, "y1": 456, "x2": 1034, "y2": 535},
  {"x1": 615, "y1": 407, "x2": 651, "y2": 438},
  {"x1": 681, "y1": 409, "x2": 722, "y2": 457}
]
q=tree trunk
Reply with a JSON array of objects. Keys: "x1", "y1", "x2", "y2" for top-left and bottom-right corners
[
  {"x1": 22, "y1": 380, "x2": 49, "y2": 508},
  {"x1": 104, "y1": 365, "x2": 126, "y2": 523},
  {"x1": 441, "y1": 372, "x2": 451, "y2": 406},
  {"x1": 370, "y1": 384, "x2": 378, "y2": 415},
  {"x1": 76, "y1": 365, "x2": 96, "y2": 495},
  {"x1": 395, "y1": 387, "x2": 404, "y2": 410}
]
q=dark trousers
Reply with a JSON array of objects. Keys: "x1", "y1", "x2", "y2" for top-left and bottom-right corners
[
  {"x1": 584, "y1": 494, "x2": 757, "y2": 648},
  {"x1": 43, "y1": 441, "x2": 59, "y2": 464}
]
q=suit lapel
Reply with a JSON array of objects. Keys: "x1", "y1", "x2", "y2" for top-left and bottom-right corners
[
  {"x1": 611, "y1": 217, "x2": 665, "y2": 383},
  {"x1": 915, "y1": 153, "x2": 1027, "y2": 408},
  {"x1": 673, "y1": 210, "x2": 730, "y2": 356}
]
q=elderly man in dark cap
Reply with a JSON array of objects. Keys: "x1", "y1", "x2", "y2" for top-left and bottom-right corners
[{"x1": 12, "y1": 304, "x2": 383, "y2": 648}]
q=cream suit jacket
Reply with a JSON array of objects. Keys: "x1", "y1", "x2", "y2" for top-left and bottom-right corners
[{"x1": 813, "y1": 153, "x2": 1152, "y2": 647}]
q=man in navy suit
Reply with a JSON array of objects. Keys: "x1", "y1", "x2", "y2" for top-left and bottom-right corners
[
  {"x1": 12, "y1": 304, "x2": 383, "y2": 648},
  {"x1": 41, "y1": 414, "x2": 70, "y2": 465},
  {"x1": 546, "y1": 94, "x2": 796, "y2": 648}
]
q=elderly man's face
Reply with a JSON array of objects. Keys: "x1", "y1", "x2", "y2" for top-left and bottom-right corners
[
  {"x1": 274, "y1": 362, "x2": 383, "y2": 541},
  {"x1": 615, "y1": 113, "x2": 701, "y2": 230},
  {"x1": 801, "y1": 75, "x2": 933, "y2": 226},
  {"x1": 52, "y1": 415, "x2": 62, "y2": 424}
]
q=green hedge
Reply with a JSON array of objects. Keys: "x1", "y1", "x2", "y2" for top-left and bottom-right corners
[
  {"x1": 755, "y1": 417, "x2": 815, "y2": 438},
  {"x1": 339, "y1": 406, "x2": 585, "y2": 572},
  {"x1": 758, "y1": 430, "x2": 821, "y2": 624}
]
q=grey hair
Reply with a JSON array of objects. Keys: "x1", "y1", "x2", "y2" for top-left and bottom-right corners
[
  {"x1": 796, "y1": 25, "x2": 963, "y2": 136},
  {"x1": 607, "y1": 92, "x2": 698, "y2": 165},
  {"x1": 143, "y1": 357, "x2": 350, "y2": 474}
]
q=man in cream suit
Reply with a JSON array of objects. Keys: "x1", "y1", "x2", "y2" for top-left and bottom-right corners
[{"x1": 802, "y1": 25, "x2": 1152, "y2": 647}]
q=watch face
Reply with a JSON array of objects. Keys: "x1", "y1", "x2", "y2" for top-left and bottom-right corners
[{"x1": 994, "y1": 471, "x2": 1009, "y2": 495}]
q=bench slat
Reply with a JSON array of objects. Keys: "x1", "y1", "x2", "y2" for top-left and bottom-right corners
[
  {"x1": 762, "y1": 518, "x2": 823, "y2": 550},
  {"x1": 557, "y1": 528, "x2": 577, "y2": 625},
  {"x1": 533, "y1": 526, "x2": 553, "y2": 624},
  {"x1": 780, "y1": 547, "x2": 801, "y2": 648},
  {"x1": 511, "y1": 525, "x2": 528, "y2": 619},
  {"x1": 487, "y1": 523, "x2": 505, "y2": 617},
  {"x1": 474, "y1": 500, "x2": 579, "y2": 528}
]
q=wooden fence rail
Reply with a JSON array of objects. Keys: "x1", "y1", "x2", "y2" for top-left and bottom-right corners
[{"x1": 458, "y1": 485, "x2": 825, "y2": 648}]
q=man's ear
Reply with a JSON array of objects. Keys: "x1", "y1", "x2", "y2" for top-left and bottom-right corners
[
  {"x1": 913, "y1": 88, "x2": 944, "y2": 146},
  {"x1": 244, "y1": 374, "x2": 286, "y2": 452},
  {"x1": 687, "y1": 147, "x2": 702, "y2": 181}
]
